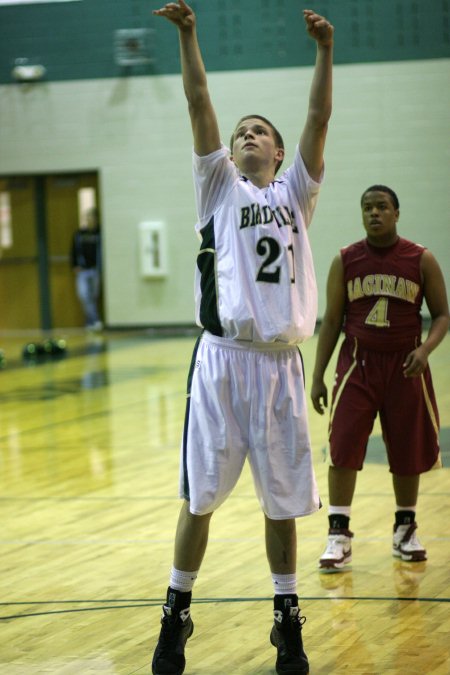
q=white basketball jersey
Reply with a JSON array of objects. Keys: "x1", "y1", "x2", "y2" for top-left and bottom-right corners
[{"x1": 193, "y1": 144, "x2": 322, "y2": 344}]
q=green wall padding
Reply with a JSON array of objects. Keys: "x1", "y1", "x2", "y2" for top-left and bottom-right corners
[{"x1": 1, "y1": 0, "x2": 449, "y2": 84}]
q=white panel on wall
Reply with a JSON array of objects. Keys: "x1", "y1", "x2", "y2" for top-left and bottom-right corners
[
  {"x1": 114, "y1": 29, "x2": 154, "y2": 66},
  {"x1": 138, "y1": 221, "x2": 168, "y2": 278}
]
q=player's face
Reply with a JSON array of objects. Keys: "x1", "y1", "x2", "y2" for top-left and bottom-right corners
[
  {"x1": 231, "y1": 118, "x2": 284, "y2": 174},
  {"x1": 361, "y1": 191, "x2": 399, "y2": 246}
]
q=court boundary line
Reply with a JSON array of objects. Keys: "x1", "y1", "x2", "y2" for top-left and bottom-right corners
[{"x1": 1, "y1": 595, "x2": 449, "y2": 621}]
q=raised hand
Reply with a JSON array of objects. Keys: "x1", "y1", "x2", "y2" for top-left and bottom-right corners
[
  {"x1": 303, "y1": 9, "x2": 334, "y2": 47},
  {"x1": 153, "y1": 0, "x2": 195, "y2": 31}
]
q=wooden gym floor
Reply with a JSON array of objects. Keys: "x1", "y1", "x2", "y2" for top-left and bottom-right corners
[{"x1": 0, "y1": 328, "x2": 449, "y2": 675}]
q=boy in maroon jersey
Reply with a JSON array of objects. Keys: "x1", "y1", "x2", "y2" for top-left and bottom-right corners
[{"x1": 311, "y1": 185, "x2": 449, "y2": 572}]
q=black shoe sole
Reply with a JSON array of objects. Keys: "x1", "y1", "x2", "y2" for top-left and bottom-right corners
[
  {"x1": 273, "y1": 658, "x2": 309, "y2": 675},
  {"x1": 270, "y1": 627, "x2": 309, "y2": 675}
]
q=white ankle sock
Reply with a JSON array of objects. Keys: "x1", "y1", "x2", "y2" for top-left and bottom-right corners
[
  {"x1": 328, "y1": 505, "x2": 352, "y2": 517},
  {"x1": 272, "y1": 573, "x2": 297, "y2": 595},
  {"x1": 169, "y1": 567, "x2": 198, "y2": 593}
]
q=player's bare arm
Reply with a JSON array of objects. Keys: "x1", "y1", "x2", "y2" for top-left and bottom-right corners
[
  {"x1": 299, "y1": 9, "x2": 334, "y2": 182},
  {"x1": 403, "y1": 250, "x2": 450, "y2": 377},
  {"x1": 311, "y1": 255, "x2": 345, "y2": 414},
  {"x1": 153, "y1": 0, "x2": 220, "y2": 156}
]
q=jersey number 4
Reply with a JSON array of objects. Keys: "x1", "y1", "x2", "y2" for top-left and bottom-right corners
[
  {"x1": 256, "y1": 236, "x2": 295, "y2": 284},
  {"x1": 365, "y1": 297, "x2": 390, "y2": 327}
]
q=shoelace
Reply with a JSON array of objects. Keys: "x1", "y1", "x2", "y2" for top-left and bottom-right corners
[
  {"x1": 404, "y1": 529, "x2": 422, "y2": 548},
  {"x1": 280, "y1": 613, "x2": 306, "y2": 655},
  {"x1": 159, "y1": 615, "x2": 183, "y2": 648},
  {"x1": 399, "y1": 523, "x2": 418, "y2": 545},
  {"x1": 326, "y1": 536, "x2": 349, "y2": 553}
]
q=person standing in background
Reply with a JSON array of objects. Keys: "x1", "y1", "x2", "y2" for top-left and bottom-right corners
[
  {"x1": 71, "y1": 206, "x2": 103, "y2": 331},
  {"x1": 311, "y1": 185, "x2": 449, "y2": 573}
]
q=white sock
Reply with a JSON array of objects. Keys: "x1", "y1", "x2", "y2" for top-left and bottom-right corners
[
  {"x1": 169, "y1": 567, "x2": 198, "y2": 593},
  {"x1": 396, "y1": 505, "x2": 416, "y2": 512},
  {"x1": 272, "y1": 573, "x2": 297, "y2": 595},
  {"x1": 329, "y1": 505, "x2": 352, "y2": 517}
]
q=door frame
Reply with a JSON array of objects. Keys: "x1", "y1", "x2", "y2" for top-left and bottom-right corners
[{"x1": 0, "y1": 170, "x2": 100, "y2": 331}]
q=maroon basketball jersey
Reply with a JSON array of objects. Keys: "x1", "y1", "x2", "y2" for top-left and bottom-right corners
[{"x1": 341, "y1": 237, "x2": 425, "y2": 350}]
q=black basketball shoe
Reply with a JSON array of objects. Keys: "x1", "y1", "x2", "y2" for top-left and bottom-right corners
[
  {"x1": 270, "y1": 604, "x2": 309, "y2": 674},
  {"x1": 152, "y1": 605, "x2": 194, "y2": 675}
]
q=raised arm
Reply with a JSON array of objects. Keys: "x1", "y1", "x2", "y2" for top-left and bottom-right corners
[
  {"x1": 311, "y1": 254, "x2": 346, "y2": 414},
  {"x1": 153, "y1": 1, "x2": 220, "y2": 156},
  {"x1": 299, "y1": 9, "x2": 334, "y2": 182}
]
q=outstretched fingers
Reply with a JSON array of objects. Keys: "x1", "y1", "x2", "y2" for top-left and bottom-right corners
[{"x1": 153, "y1": 0, "x2": 195, "y2": 29}]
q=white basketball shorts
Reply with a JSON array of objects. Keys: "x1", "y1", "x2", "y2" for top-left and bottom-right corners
[{"x1": 179, "y1": 331, "x2": 320, "y2": 519}]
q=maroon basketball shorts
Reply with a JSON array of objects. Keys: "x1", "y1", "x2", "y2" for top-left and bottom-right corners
[{"x1": 328, "y1": 337, "x2": 441, "y2": 475}]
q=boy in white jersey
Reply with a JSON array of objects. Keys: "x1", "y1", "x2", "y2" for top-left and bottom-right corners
[{"x1": 152, "y1": 3, "x2": 333, "y2": 674}]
